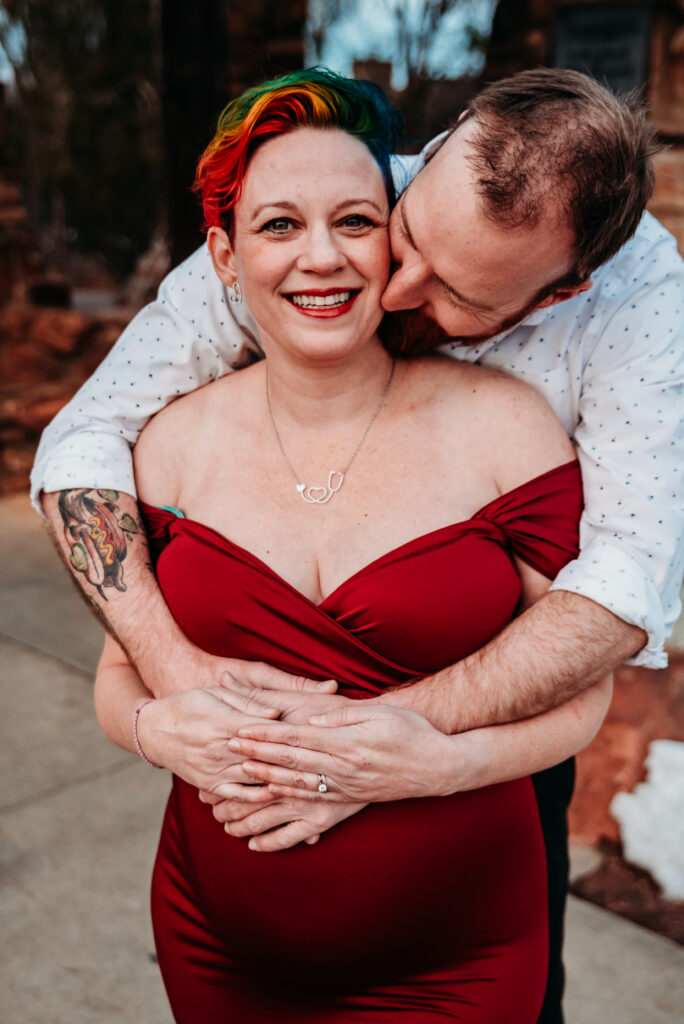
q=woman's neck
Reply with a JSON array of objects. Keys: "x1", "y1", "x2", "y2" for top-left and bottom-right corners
[{"x1": 261, "y1": 338, "x2": 395, "y2": 432}]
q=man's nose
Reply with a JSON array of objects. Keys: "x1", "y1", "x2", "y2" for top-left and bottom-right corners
[
  {"x1": 381, "y1": 259, "x2": 428, "y2": 312},
  {"x1": 296, "y1": 228, "x2": 346, "y2": 275}
]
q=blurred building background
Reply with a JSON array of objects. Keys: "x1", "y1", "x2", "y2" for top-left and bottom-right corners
[{"x1": 0, "y1": 0, "x2": 682, "y2": 941}]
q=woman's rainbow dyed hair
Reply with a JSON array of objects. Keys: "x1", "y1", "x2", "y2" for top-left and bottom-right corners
[{"x1": 193, "y1": 67, "x2": 403, "y2": 233}]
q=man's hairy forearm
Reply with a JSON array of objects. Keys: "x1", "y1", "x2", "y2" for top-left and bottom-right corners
[
  {"x1": 42, "y1": 489, "x2": 205, "y2": 695},
  {"x1": 380, "y1": 590, "x2": 645, "y2": 733}
]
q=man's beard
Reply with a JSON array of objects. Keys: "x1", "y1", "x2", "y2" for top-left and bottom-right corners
[
  {"x1": 378, "y1": 309, "x2": 453, "y2": 357},
  {"x1": 378, "y1": 298, "x2": 542, "y2": 357}
]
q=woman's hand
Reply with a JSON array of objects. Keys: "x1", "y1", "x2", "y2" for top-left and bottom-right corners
[
  {"x1": 137, "y1": 686, "x2": 284, "y2": 797},
  {"x1": 202, "y1": 790, "x2": 368, "y2": 852},
  {"x1": 227, "y1": 703, "x2": 457, "y2": 804}
]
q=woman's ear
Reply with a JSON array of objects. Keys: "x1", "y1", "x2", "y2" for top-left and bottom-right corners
[{"x1": 207, "y1": 226, "x2": 238, "y2": 287}]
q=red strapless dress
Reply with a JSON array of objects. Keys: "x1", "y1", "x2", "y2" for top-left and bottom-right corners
[{"x1": 141, "y1": 460, "x2": 582, "y2": 1023}]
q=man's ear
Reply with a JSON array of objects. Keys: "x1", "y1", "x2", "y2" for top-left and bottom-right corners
[
  {"x1": 207, "y1": 226, "x2": 238, "y2": 288},
  {"x1": 536, "y1": 277, "x2": 593, "y2": 310}
]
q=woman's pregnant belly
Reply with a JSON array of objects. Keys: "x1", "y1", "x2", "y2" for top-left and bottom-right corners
[{"x1": 158, "y1": 774, "x2": 547, "y2": 985}]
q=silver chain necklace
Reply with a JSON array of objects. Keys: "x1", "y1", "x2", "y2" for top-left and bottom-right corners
[{"x1": 266, "y1": 360, "x2": 396, "y2": 504}]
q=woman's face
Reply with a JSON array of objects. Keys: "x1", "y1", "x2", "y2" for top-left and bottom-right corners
[{"x1": 211, "y1": 126, "x2": 391, "y2": 365}]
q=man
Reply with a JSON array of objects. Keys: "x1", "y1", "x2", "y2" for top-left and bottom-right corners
[{"x1": 32, "y1": 69, "x2": 684, "y2": 1022}]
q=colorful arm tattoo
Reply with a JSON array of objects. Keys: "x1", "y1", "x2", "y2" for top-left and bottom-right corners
[{"x1": 58, "y1": 488, "x2": 143, "y2": 601}]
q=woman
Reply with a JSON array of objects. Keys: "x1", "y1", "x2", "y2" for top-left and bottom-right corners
[{"x1": 95, "y1": 68, "x2": 610, "y2": 1022}]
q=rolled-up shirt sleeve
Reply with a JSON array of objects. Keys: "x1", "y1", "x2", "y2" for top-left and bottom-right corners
[
  {"x1": 30, "y1": 243, "x2": 261, "y2": 512},
  {"x1": 549, "y1": 258, "x2": 684, "y2": 667}
]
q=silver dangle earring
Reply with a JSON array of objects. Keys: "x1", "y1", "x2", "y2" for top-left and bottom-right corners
[{"x1": 228, "y1": 281, "x2": 242, "y2": 304}]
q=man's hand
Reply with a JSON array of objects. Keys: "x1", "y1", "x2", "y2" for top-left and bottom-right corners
[
  {"x1": 220, "y1": 678, "x2": 352, "y2": 724},
  {"x1": 227, "y1": 703, "x2": 456, "y2": 803},
  {"x1": 202, "y1": 790, "x2": 367, "y2": 852}
]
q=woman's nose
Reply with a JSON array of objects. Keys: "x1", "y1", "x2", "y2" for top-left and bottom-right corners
[{"x1": 296, "y1": 228, "x2": 346, "y2": 274}]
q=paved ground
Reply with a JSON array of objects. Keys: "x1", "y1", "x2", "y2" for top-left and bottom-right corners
[{"x1": 2, "y1": 491, "x2": 683, "y2": 1023}]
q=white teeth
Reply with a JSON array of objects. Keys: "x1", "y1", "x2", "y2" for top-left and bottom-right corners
[{"x1": 290, "y1": 291, "x2": 352, "y2": 308}]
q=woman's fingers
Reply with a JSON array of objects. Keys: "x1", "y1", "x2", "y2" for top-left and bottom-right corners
[
  {"x1": 208, "y1": 782, "x2": 273, "y2": 804},
  {"x1": 226, "y1": 801, "x2": 297, "y2": 837},
  {"x1": 242, "y1": 761, "x2": 322, "y2": 792},
  {"x1": 198, "y1": 789, "x2": 222, "y2": 805},
  {"x1": 210, "y1": 793, "x2": 276, "y2": 825},
  {"x1": 229, "y1": 735, "x2": 325, "y2": 773},
  {"x1": 264, "y1": 782, "x2": 323, "y2": 798},
  {"x1": 247, "y1": 819, "x2": 322, "y2": 853},
  {"x1": 234, "y1": 720, "x2": 334, "y2": 751}
]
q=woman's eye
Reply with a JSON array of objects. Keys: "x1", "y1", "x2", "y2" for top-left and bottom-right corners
[
  {"x1": 340, "y1": 214, "x2": 373, "y2": 230},
  {"x1": 262, "y1": 218, "x2": 294, "y2": 234}
]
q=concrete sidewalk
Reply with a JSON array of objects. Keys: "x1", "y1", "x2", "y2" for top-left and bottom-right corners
[{"x1": 1, "y1": 491, "x2": 683, "y2": 1023}]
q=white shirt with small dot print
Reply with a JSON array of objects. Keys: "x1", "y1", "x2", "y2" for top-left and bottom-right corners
[{"x1": 31, "y1": 151, "x2": 684, "y2": 668}]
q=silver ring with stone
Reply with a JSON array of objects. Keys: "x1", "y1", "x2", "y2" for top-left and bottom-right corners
[{"x1": 317, "y1": 773, "x2": 328, "y2": 794}]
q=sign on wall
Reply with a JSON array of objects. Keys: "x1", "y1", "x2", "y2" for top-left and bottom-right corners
[{"x1": 554, "y1": 4, "x2": 651, "y2": 93}]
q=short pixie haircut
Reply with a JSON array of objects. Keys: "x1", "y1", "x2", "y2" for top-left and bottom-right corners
[{"x1": 194, "y1": 67, "x2": 403, "y2": 234}]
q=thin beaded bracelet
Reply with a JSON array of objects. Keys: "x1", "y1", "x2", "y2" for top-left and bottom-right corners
[{"x1": 133, "y1": 699, "x2": 163, "y2": 769}]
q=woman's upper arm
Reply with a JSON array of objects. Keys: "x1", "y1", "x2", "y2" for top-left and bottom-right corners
[{"x1": 514, "y1": 557, "x2": 553, "y2": 611}]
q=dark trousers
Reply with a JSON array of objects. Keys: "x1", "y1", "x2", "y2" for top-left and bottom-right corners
[{"x1": 532, "y1": 758, "x2": 576, "y2": 1024}]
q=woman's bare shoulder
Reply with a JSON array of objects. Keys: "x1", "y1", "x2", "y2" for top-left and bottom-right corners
[
  {"x1": 133, "y1": 369, "x2": 254, "y2": 506},
  {"x1": 412, "y1": 355, "x2": 575, "y2": 490}
]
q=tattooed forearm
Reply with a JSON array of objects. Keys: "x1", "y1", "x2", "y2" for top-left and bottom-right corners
[
  {"x1": 57, "y1": 488, "x2": 143, "y2": 599},
  {"x1": 40, "y1": 488, "x2": 154, "y2": 647}
]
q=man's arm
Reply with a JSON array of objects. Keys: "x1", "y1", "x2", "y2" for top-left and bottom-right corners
[
  {"x1": 376, "y1": 589, "x2": 640, "y2": 732},
  {"x1": 43, "y1": 487, "x2": 219, "y2": 694},
  {"x1": 43, "y1": 488, "x2": 338, "y2": 697}
]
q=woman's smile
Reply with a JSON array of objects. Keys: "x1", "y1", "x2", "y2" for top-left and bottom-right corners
[{"x1": 285, "y1": 287, "x2": 361, "y2": 317}]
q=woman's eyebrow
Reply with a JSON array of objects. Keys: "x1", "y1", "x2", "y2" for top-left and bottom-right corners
[
  {"x1": 250, "y1": 201, "x2": 298, "y2": 218},
  {"x1": 249, "y1": 198, "x2": 385, "y2": 220},
  {"x1": 330, "y1": 198, "x2": 386, "y2": 215}
]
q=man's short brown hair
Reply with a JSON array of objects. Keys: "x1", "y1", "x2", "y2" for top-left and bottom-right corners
[{"x1": 465, "y1": 67, "x2": 661, "y2": 289}]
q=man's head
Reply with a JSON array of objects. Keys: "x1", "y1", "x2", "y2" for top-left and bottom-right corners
[{"x1": 382, "y1": 67, "x2": 660, "y2": 351}]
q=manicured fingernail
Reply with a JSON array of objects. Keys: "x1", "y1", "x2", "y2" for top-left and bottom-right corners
[
  {"x1": 237, "y1": 727, "x2": 253, "y2": 738},
  {"x1": 248, "y1": 840, "x2": 258, "y2": 851},
  {"x1": 309, "y1": 714, "x2": 326, "y2": 724},
  {"x1": 242, "y1": 762, "x2": 257, "y2": 775},
  {"x1": 228, "y1": 738, "x2": 242, "y2": 751}
]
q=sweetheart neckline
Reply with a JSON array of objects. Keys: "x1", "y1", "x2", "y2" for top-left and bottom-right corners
[{"x1": 141, "y1": 459, "x2": 579, "y2": 610}]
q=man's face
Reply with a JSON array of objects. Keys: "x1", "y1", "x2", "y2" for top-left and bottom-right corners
[{"x1": 382, "y1": 121, "x2": 580, "y2": 343}]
